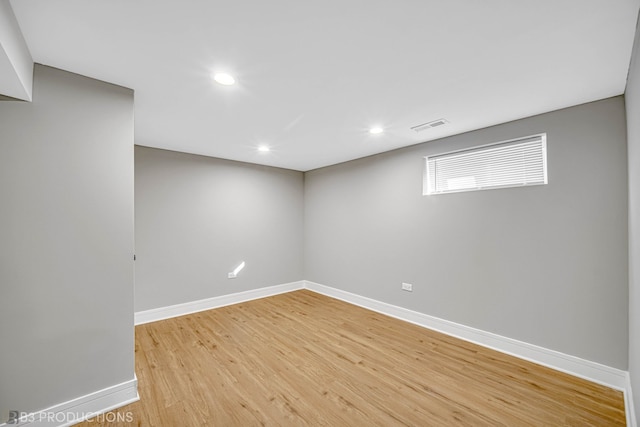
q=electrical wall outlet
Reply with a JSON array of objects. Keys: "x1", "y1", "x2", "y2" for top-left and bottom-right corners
[{"x1": 401, "y1": 282, "x2": 413, "y2": 292}]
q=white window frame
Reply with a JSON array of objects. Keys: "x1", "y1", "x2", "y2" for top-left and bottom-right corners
[{"x1": 423, "y1": 133, "x2": 548, "y2": 195}]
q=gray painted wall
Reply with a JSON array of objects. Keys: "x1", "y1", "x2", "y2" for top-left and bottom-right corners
[
  {"x1": 625, "y1": 15, "x2": 640, "y2": 423},
  {"x1": 305, "y1": 97, "x2": 629, "y2": 369},
  {"x1": 0, "y1": 66, "x2": 134, "y2": 413},
  {"x1": 134, "y1": 146, "x2": 304, "y2": 312}
]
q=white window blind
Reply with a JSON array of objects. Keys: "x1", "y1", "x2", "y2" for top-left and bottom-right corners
[{"x1": 424, "y1": 134, "x2": 547, "y2": 195}]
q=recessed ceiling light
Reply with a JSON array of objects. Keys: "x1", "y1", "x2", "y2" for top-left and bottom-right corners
[
  {"x1": 369, "y1": 127, "x2": 384, "y2": 134},
  {"x1": 212, "y1": 73, "x2": 236, "y2": 85},
  {"x1": 258, "y1": 145, "x2": 270, "y2": 153}
]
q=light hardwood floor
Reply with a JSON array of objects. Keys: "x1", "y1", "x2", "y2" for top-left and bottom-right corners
[{"x1": 76, "y1": 290, "x2": 625, "y2": 426}]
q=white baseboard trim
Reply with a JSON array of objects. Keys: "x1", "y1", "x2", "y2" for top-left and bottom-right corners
[
  {"x1": 1, "y1": 376, "x2": 138, "y2": 427},
  {"x1": 303, "y1": 281, "x2": 628, "y2": 392},
  {"x1": 135, "y1": 281, "x2": 305, "y2": 325},
  {"x1": 626, "y1": 372, "x2": 637, "y2": 427}
]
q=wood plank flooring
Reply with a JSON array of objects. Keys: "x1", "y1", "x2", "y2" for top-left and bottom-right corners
[{"x1": 75, "y1": 290, "x2": 625, "y2": 426}]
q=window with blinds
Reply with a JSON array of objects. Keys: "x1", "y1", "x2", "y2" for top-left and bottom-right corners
[{"x1": 423, "y1": 134, "x2": 547, "y2": 195}]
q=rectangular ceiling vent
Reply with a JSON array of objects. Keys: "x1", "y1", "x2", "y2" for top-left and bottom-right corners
[{"x1": 411, "y1": 119, "x2": 448, "y2": 133}]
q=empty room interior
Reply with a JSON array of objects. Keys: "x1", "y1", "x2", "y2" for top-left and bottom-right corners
[{"x1": 2, "y1": 0, "x2": 640, "y2": 425}]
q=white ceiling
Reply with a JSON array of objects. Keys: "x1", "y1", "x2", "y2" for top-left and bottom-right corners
[{"x1": 8, "y1": 0, "x2": 640, "y2": 171}]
